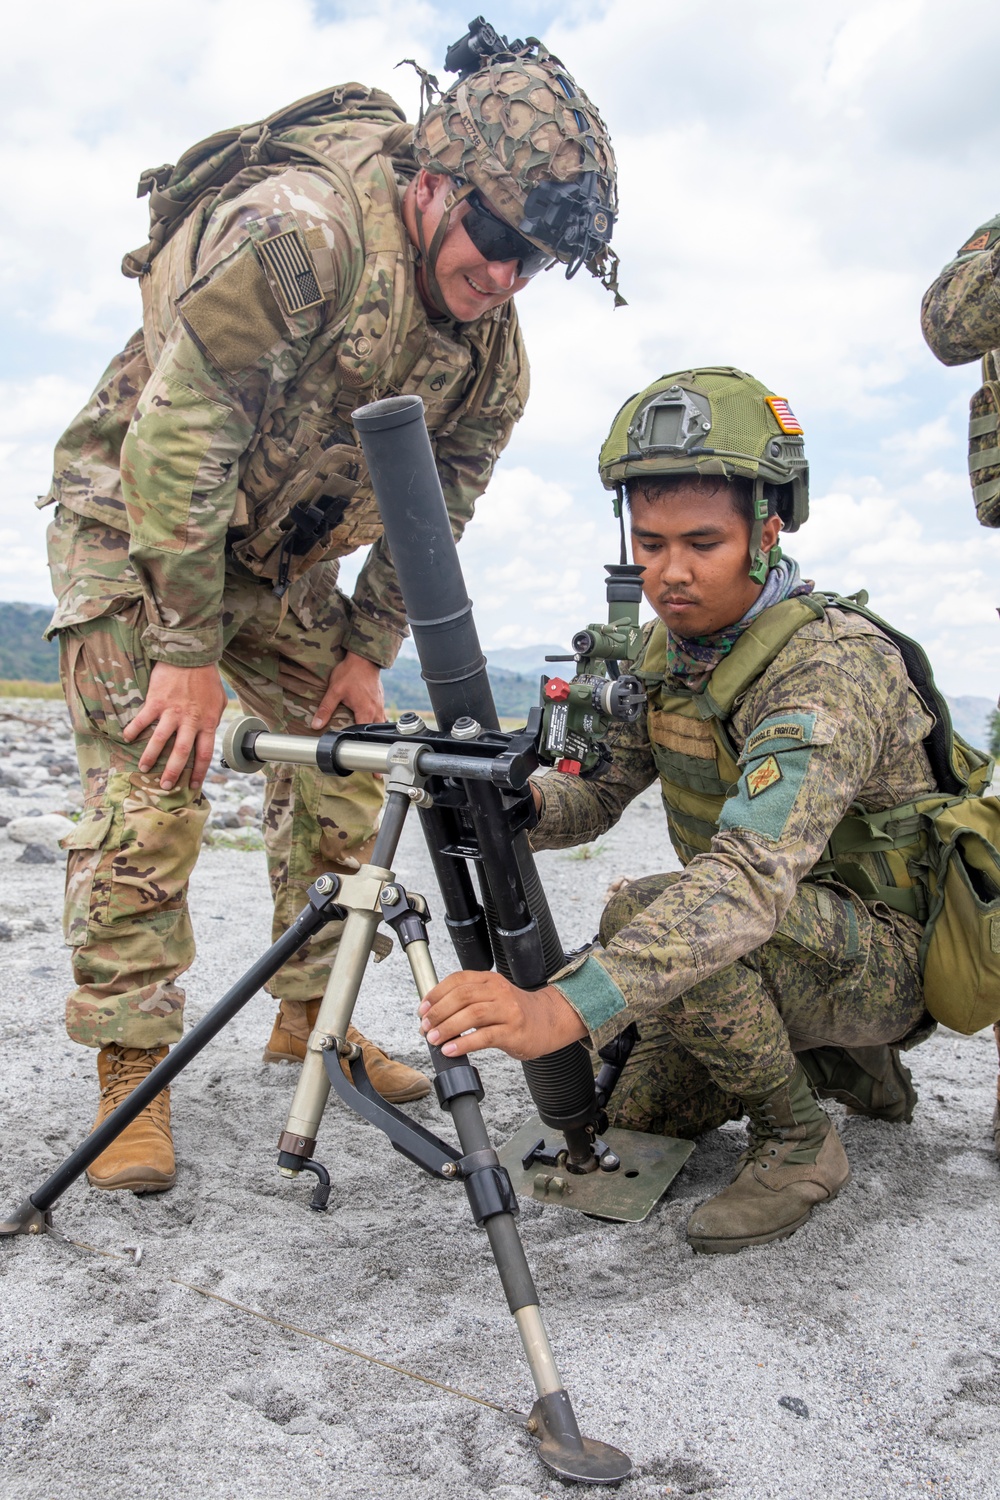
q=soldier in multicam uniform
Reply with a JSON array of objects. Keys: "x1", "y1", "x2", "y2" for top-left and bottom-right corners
[
  {"x1": 421, "y1": 367, "x2": 945, "y2": 1254},
  {"x1": 42, "y1": 38, "x2": 619, "y2": 1193},
  {"x1": 921, "y1": 218, "x2": 1000, "y2": 1158}
]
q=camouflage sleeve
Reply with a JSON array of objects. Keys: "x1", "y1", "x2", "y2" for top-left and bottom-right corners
[
  {"x1": 122, "y1": 171, "x2": 364, "y2": 665},
  {"x1": 552, "y1": 647, "x2": 890, "y2": 1050},
  {"x1": 345, "y1": 318, "x2": 531, "y2": 665},
  {"x1": 921, "y1": 213, "x2": 1000, "y2": 366},
  {"x1": 528, "y1": 712, "x2": 659, "y2": 851}
]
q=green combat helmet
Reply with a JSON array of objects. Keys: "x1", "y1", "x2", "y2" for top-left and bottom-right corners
[
  {"x1": 598, "y1": 367, "x2": 809, "y2": 582},
  {"x1": 409, "y1": 21, "x2": 621, "y2": 307}
]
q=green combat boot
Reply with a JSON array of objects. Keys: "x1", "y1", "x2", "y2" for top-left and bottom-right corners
[
  {"x1": 798, "y1": 1044, "x2": 917, "y2": 1123},
  {"x1": 686, "y1": 1063, "x2": 850, "y2": 1254}
]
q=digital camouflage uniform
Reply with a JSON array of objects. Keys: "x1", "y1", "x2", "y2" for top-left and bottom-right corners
[
  {"x1": 921, "y1": 213, "x2": 1000, "y2": 1148},
  {"x1": 43, "y1": 100, "x2": 529, "y2": 1049},
  {"x1": 920, "y1": 211, "x2": 1000, "y2": 528},
  {"x1": 532, "y1": 602, "x2": 934, "y2": 1137}
]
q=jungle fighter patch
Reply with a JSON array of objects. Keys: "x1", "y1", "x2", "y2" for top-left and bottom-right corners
[
  {"x1": 746, "y1": 754, "x2": 783, "y2": 798},
  {"x1": 744, "y1": 721, "x2": 806, "y2": 757},
  {"x1": 256, "y1": 229, "x2": 324, "y2": 315}
]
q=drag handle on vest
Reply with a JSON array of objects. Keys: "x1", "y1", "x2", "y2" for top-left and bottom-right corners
[{"x1": 352, "y1": 394, "x2": 604, "y2": 1168}]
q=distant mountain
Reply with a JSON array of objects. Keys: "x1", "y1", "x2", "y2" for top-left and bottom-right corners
[
  {"x1": 1, "y1": 599, "x2": 993, "y2": 749},
  {"x1": 382, "y1": 654, "x2": 539, "y2": 719},
  {"x1": 481, "y1": 644, "x2": 572, "y2": 680},
  {"x1": 0, "y1": 602, "x2": 58, "y2": 681}
]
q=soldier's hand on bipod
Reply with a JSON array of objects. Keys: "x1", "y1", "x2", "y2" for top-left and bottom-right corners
[
  {"x1": 419, "y1": 972, "x2": 588, "y2": 1062},
  {"x1": 123, "y1": 662, "x2": 229, "y2": 792}
]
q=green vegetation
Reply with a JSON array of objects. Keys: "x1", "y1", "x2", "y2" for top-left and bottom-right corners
[
  {"x1": 990, "y1": 709, "x2": 1000, "y2": 759},
  {"x1": 0, "y1": 680, "x2": 64, "y2": 699},
  {"x1": 0, "y1": 603, "x2": 59, "y2": 682}
]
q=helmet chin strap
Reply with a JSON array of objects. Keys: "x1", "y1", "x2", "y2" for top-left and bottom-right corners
[
  {"x1": 748, "y1": 479, "x2": 781, "y2": 585},
  {"x1": 414, "y1": 179, "x2": 475, "y2": 318}
]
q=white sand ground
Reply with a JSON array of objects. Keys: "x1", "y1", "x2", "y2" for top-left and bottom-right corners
[{"x1": 0, "y1": 699, "x2": 998, "y2": 1500}]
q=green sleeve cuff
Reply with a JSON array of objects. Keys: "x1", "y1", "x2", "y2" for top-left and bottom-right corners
[
  {"x1": 344, "y1": 611, "x2": 405, "y2": 670},
  {"x1": 552, "y1": 955, "x2": 627, "y2": 1037},
  {"x1": 141, "y1": 622, "x2": 223, "y2": 666}
]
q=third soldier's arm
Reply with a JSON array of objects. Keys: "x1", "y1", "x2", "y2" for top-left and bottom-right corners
[{"x1": 921, "y1": 213, "x2": 1000, "y2": 365}]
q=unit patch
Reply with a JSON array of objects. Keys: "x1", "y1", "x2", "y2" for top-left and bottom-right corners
[
  {"x1": 746, "y1": 754, "x2": 783, "y2": 798},
  {"x1": 256, "y1": 229, "x2": 325, "y2": 315},
  {"x1": 962, "y1": 232, "x2": 991, "y2": 254}
]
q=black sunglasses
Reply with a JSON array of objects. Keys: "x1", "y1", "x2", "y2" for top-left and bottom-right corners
[{"x1": 460, "y1": 193, "x2": 556, "y2": 277}]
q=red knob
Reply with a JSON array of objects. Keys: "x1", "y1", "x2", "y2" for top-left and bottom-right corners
[
  {"x1": 556, "y1": 758, "x2": 582, "y2": 776},
  {"x1": 544, "y1": 678, "x2": 571, "y2": 702}
]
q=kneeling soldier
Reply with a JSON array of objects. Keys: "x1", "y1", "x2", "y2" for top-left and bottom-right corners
[{"x1": 421, "y1": 367, "x2": 942, "y2": 1254}]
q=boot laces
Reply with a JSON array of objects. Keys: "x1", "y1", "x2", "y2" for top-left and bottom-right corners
[{"x1": 101, "y1": 1047, "x2": 166, "y2": 1108}]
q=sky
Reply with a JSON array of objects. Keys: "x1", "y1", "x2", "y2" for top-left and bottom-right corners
[{"x1": 2, "y1": 0, "x2": 1000, "y2": 697}]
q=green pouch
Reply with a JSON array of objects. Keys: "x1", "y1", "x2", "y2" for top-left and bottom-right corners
[{"x1": 920, "y1": 796, "x2": 1000, "y2": 1034}]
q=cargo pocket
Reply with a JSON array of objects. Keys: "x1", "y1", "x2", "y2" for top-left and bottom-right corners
[
  {"x1": 60, "y1": 806, "x2": 115, "y2": 947},
  {"x1": 105, "y1": 777, "x2": 211, "y2": 923},
  {"x1": 63, "y1": 599, "x2": 151, "y2": 742},
  {"x1": 769, "y1": 881, "x2": 867, "y2": 976}
]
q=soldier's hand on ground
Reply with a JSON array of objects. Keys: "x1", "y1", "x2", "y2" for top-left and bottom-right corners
[
  {"x1": 312, "y1": 651, "x2": 384, "y2": 730},
  {"x1": 419, "y1": 972, "x2": 587, "y2": 1062},
  {"x1": 123, "y1": 662, "x2": 229, "y2": 792}
]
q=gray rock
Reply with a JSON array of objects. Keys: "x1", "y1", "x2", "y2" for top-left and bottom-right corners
[
  {"x1": 6, "y1": 813, "x2": 76, "y2": 850},
  {"x1": 17, "y1": 843, "x2": 58, "y2": 865}
]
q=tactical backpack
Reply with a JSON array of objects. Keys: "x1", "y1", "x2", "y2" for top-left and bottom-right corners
[
  {"x1": 636, "y1": 592, "x2": 1000, "y2": 1036},
  {"x1": 122, "y1": 84, "x2": 414, "y2": 281}
]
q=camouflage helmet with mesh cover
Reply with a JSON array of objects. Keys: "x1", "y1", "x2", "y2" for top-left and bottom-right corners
[
  {"x1": 411, "y1": 41, "x2": 620, "y2": 299},
  {"x1": 599, "y1": 367, "x2": 809, "y2": 581}
]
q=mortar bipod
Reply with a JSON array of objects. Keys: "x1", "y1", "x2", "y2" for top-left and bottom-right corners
[{"x1": 229, "y1": 719, "x2": 632, "y2": 1484}]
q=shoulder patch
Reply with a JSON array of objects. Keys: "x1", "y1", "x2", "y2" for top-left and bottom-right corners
[
  {"x1": 746, "y1": 754, "x2": 783, "y2": 797},
  {"x1": 953, "y1": 214, "x2": 1000, "y2": 261},
  {"x1": 255, "y1": 228, "x2": 325, "y2": 316},
  {"x1": 179, "y1": 245, "x2": 288, "y2": 374}
]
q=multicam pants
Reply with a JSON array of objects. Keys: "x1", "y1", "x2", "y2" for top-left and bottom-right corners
[
  {"x1": 50, "y1": 508, "x2": 383, "y2": 1048},
  {"x1": 599, "y1": 873, "x2": 928, "y2": 1138}
]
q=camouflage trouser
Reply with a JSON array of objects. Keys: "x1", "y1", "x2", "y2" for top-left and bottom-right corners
[
  {"x1": 51, "y1": 509, "x2": 383, "y2": 1048},
  {"x1": 599, "y1": 873, "x2": 927, "y2": 1138}
]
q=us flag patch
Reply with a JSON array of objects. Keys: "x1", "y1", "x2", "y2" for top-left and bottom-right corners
[
  {"x1": 766, "y1": 396, "x2": 804, "y2": 435},
  {"x1": 256, "y1": 229, "x2": 324, "y2": 315}
]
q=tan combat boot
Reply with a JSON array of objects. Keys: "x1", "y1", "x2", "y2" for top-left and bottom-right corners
[
  {"x1": 798, "y1": 1044, "x2": 917, "y2": 1123},
  {"x1": 262, "y1": 999, "x2": 431, "y2": 1103},
  {"x1": 86, "y1": 1045, "x2": 176, "y2": 1194},
  {"x1": 686, "y1": 1063, "x2": 850, "y2": 1254}
]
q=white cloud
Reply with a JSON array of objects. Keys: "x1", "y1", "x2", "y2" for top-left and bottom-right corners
[{"x1": 2, "y1": 0, "x2": 1000, "y2": 700}]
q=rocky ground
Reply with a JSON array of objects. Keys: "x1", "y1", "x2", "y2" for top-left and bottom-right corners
[{"x1": 0, "y1": 696, "x2": 999, "y2": 1500}]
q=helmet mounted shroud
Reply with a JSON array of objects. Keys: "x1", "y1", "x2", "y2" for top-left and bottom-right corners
[
  {"x1": 409, "y1": 20, "x2": 620, "y2": 309},
  {"x1": 443, "y1": 16, "x2": 527, "y2": 81},
  {"x1": 598, "y1": 367, "x2": 809, "y2": 583}
]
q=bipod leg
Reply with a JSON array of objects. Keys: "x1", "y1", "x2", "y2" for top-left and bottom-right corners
[
  {"x1": 381, "y1": 891, "x2": 632, "y2": 1486},
  {"x1": 0, "y1": 879, "x2": 346, "y2": 1238}
]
